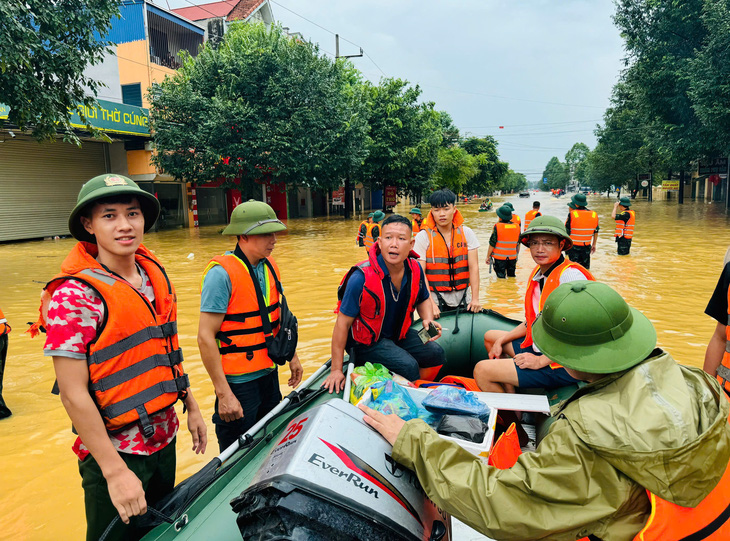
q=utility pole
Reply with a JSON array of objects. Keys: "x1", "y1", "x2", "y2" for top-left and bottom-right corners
[{"x1": 335, "y1": 34, "x2": 363, "y2": 220}]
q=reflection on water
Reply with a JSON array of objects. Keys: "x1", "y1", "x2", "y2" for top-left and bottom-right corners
[{"x1": 1, "y1": 192, "x2": 727, "y2": 539}]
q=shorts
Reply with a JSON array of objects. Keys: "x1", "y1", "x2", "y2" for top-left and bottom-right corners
[{"x1": 509, "y1": 338, "x2": 581, "y2": 389}]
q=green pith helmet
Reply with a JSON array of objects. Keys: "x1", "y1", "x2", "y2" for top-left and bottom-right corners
[
  {"x1": 504, "y1": 202, "x2": 515, "y2": 210},
  {"x1": 68, "y1": 174, "x2": 160, "y2": 243},
  {"x1": 372, "y1": 210, "x2": 385, "y2": 222},
  {"x1": 532, "y1": 282, "x2": 657, "y2": 373},
  {"x1": 496, "y1": 205, "x2": 512, "y2": 221},
  {"x1": 570, "y1": 192, "x2": 587, "y2": 208},
  {"x1": 619, "y1": 196, "x2": 632, "y2": 207},
  {"x1": 368, "y1": 212, "x2": 374, "y2": 218},
  {"x1": 221, "y1": 199, "x2": 286, "y2": 236},
  {"x1": 409, "y1": 207, "x2": 422, "y2": 216},
  {"x1": 519, "y1": 215, "x2": 573, "y2": 250}
]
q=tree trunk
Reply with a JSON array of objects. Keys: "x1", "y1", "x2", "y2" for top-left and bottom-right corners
[
  {"x1": 344, "y1": 176, "x2": 352, "y2": 220},
  {"x1": 679, "y1": 170, "x2": 685, "y2": 204}
]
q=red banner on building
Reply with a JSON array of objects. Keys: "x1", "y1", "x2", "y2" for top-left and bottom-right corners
[{"x1": 384, "y1": 185, "x2": 397, "y2": 208}]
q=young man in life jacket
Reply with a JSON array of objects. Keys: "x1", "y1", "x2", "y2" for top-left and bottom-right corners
[
  {"x1": 361, "y1": 281, "x2": 730, "y2": 541},
  {"x1": 409, "y1": 207, "x2": 423, "y2": 235},
  {"x1": 198, "y1": 200, "x2": 303, "y2": 452},
  {"x1": 612, "y1": 196, "x2": 635, "y2": 255},
  {"x1": 0, "y1": 307, "x2": 10, "y2": 418},
  {"x1": 475, "y1": 216, "x2": 594, "y2": 392},
  {"x1": 323, "y1": 214, "x2": 446, "y2": 393},
  {"x1": 524, "y1": 200, "x2": 541, "y2": 230},
  {"x1": 565, "y1": 192, "x2": 599, "y2": 269},
  {"x1": 356, "y1": 213, "x2": 374, "y2": 247},
  {"x1": 414, "y1": 189, "x2": 481, "y2": 317},
  {"x1": 486, "y1": 205, "x2": 519, "y2": 279},
  {"x1": 37, "y1": 174, "x2": 207, "y2": 541}
]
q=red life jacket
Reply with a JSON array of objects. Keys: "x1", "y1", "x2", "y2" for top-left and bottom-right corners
[
  {"x1": 521, "y1": 259, "x2": 594, "y2": 368},
  {"x1": 335, "y1": 244, "x2": 422, "y2": 346},
  {"x1": 38, "y1": 242, "x2": 188, "y2": 436},
  {"x1": 615, "y1": 210, "x2": 636, "y2": 239}
]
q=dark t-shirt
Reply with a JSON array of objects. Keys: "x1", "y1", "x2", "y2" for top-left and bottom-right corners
[
  {"x1": 339, "y1": 254, "x2": 430, "y2": 340},
  {"x1": 615, "y1": 211, "x2": 631, "y2": 223},
  {"x1": 705, "y1": 262, "x2": 730, "y2": 325}
]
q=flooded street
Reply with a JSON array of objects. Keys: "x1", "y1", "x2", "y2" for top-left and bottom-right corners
[{"x1": 1, "y1": 193, "x2": 727, "y2": 539}]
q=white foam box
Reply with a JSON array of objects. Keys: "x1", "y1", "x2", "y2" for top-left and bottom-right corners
[{"x1": 359, "y1": 385, "x2": 499, "y2": 462}]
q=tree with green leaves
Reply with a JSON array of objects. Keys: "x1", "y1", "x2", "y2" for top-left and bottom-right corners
[
  {"x1": 150, "y1": 23, "x2": 368, "y2": 194},
  {"x1": 501, "y1": 169, "x2": 528, "y2": 193},
  {"x1": 565, "y1": 142, "x2": 591, "y2": 185},
  {"x1": 541, "y1": 157, "x2": 569, "y2": 190},
  {"x1": 461, "y1": 136, "x2": 509, "y2": 195},
  {"x1": 0, "y1": 0, "x2": 121, "y2": 142},
  {"x1": 432, "y1": 146, "x2": 478, "y2": 192},
  {"x1": 359, "y1": 78, "x2": 441, "y2": 197}
]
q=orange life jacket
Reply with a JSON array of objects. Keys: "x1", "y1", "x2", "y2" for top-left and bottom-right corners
[
  {"x1": 524, "y1": 210, "x2": 541, "y2": 230},
  {"x1": 421, "y1": 209, "x2": 470, "y2": 292},
  {"x1": 364, "y1": 222, "x2": 379, "y2": 248},
  {"x1": 633, "y1": 455, "x2": 730, "y2": 540},
  {"x1": 511, "y1": 214, "x2": 521, "y2": 231},
  {"x1": 39, "y1": 242, "x2": 188, "y2": 436},
  {"x1": 615, "y1": 209, "x2": 635, "y2": 239},
  {"x1": 567, "y1": 209, "x2": 598, "y2": 246},
  {"x1": 356, "y1": 220, "x2": 368, "y2": 245},
  {"x1": 717, "y1": 286, "x2": 730, "y2": 394},
  {"x1": 202, "y1": 252, "x2": 281, "y2": 376},
  {"x1": 335, "y1": 244, "x2": 422, "y2": 346},
  {"x1": 412, "y1": 218, "x2": 421, "y2": 235},
  {"x1": 521, "y1": 259, "x2": 594, "y2": 368},
  {"x1": 0, "y1": 308, "x2": 9, "y2": 336},
  {"x1": 492, "y1": 222, "x2": 520, "y2": 260},
  {"x1": 488, "y1": 422, "x2": 522, "y2": 469}
]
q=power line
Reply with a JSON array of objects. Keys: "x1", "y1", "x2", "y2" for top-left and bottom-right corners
[
  {"x1": 427, "y1": 85, "x2": 605, "y2": 110},
  {"x1": 461, "y1": 119, "x2": 601, "y2": 129}
]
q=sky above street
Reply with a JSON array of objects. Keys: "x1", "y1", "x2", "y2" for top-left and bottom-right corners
[{"x1": 168, "y1": 0, "x2": 626, "y2": 182}]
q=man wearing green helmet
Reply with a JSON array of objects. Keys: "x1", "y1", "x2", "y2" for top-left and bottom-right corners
[
  {"x1": 36, "y1": 174, "x2": 207, "y2": 540},
  {"x1": 198, "y1": 200, "x2": 303, "y2": 452},
  {"x1": 361, "y1": 282, "x2": 730, "y2": 539},
  {"x1": 612, "y1": 196, "x2": 635, "y2": 255},
  {"x1": 356, "y1": 213, "x2": 374, "y2": 247},
  {"x1": 475, "y1": 216, "x2": 594, "y2": 392}
]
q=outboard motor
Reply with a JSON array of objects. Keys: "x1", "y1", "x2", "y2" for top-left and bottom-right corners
[{"x1": 231, "y1": 400, "x2": 450, "y2": 541}]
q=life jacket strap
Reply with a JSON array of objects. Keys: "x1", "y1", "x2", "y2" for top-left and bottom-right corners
[
  {"x1": 102, "y1": 374, "x2": 190, "y2": 431},
  {"x1": 717, "y1": 364, "x2": 730, "y2": 385},
  {"x1": 89, "y1": 349, "x2": 184, "y2": 393},
  {"x1": 218, "y1": 342, "x2": 269, "y2": 355},
  {"x1": 223, "y1": 302, "x2": 279, "y2": 323},
  {"x1": 88, "y1": 322, "x2": 178, "y2": 365},
  {"x1": 216, "y1": 319, "x2": 281, "y2": 345}
]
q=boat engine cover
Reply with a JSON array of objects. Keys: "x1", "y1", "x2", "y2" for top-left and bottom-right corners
[{"x1": 231, "y1": 399, "x2": 450, "y2": 541}]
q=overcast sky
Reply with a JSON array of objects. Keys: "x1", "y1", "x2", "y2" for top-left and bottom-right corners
[{"x1": 169, "y1": 0, "x2": 626, "y2": 181}]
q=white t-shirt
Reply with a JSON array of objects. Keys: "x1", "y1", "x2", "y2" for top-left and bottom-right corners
[{"x1": 414, "y1": 226, "x2": 480, "y2": 308}]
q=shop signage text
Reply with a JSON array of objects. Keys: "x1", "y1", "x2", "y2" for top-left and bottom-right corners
[{"x1": 662, "y1": 180, "x2": 680, "y2": 191}]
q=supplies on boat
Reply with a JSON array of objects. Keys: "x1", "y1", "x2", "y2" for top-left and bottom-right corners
[
  {"x1": 349, "y1": 362, "x2": 414, "y2": 405},
  {"x1": 436, "y1": 415, "x2": 490, "y2": 444},
  {"x1": 422, "y1": 386, "x2": 491, "y2": 421},
  {"x1": 370, "y1": 380, "x2": 440, "y2": 426}
]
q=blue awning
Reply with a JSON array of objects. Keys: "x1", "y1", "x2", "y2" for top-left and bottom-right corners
[{"x1": 146, "y1": 3, "x2": 205, "y2": 35}]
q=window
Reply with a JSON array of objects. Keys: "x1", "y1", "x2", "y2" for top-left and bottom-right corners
[{"x1": 121, "y1": 84, "x2": 143, "y2": 107}]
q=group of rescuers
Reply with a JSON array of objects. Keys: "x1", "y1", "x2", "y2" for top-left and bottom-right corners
[{"x1": 31, "y1": 175, "x2": 729, "y2": 541}]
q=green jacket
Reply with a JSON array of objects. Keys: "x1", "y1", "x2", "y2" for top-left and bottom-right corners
[{"x1": 392, "y1": 351, "x2": 730, "y2": 540}]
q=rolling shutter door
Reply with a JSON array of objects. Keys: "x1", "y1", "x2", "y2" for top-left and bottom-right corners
[{"x1": 0, "y1": 139, "x2": 107, "y2": 242}]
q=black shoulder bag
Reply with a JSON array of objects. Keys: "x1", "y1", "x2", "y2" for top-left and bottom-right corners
[{"x1": 235, "y1": 246, "x2": 298, "y2": 365}]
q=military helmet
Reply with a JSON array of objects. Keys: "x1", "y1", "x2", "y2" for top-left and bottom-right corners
[
  {"x1": 504, "y1": 202, "x2": 515, "y2": 210},
  {"x1": 531, "y1": 282, "x2": 657, "y2": 373},
  {"x1": 519, "y1": 215, "x2": 573, "y2": 250},
  {"x1": 372, "y1": 210, "x2": 386, "y2": 222},
  {"x1": 570, "y1": 192, "x2": 587, "y2": 208},
  {"x1": 496, "y1": 205, "x2": 512, "y2": 221},
  {"x1": 222, "y1": 199, "x2": 286, "y2": 236},
  {"x1": 409, "y1": 207, "x2": 422, "y2": 216},
  {"x1": 619, "y1": 196, "x2": 632, "y2": 207},
  {"x1": 68, "y1": 174, "x2": 160, "y2": 243}
]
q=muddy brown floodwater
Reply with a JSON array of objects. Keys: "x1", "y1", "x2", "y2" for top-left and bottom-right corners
[{"x1": 0, "y1": 193, "x2": 727, "y2": 539}]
